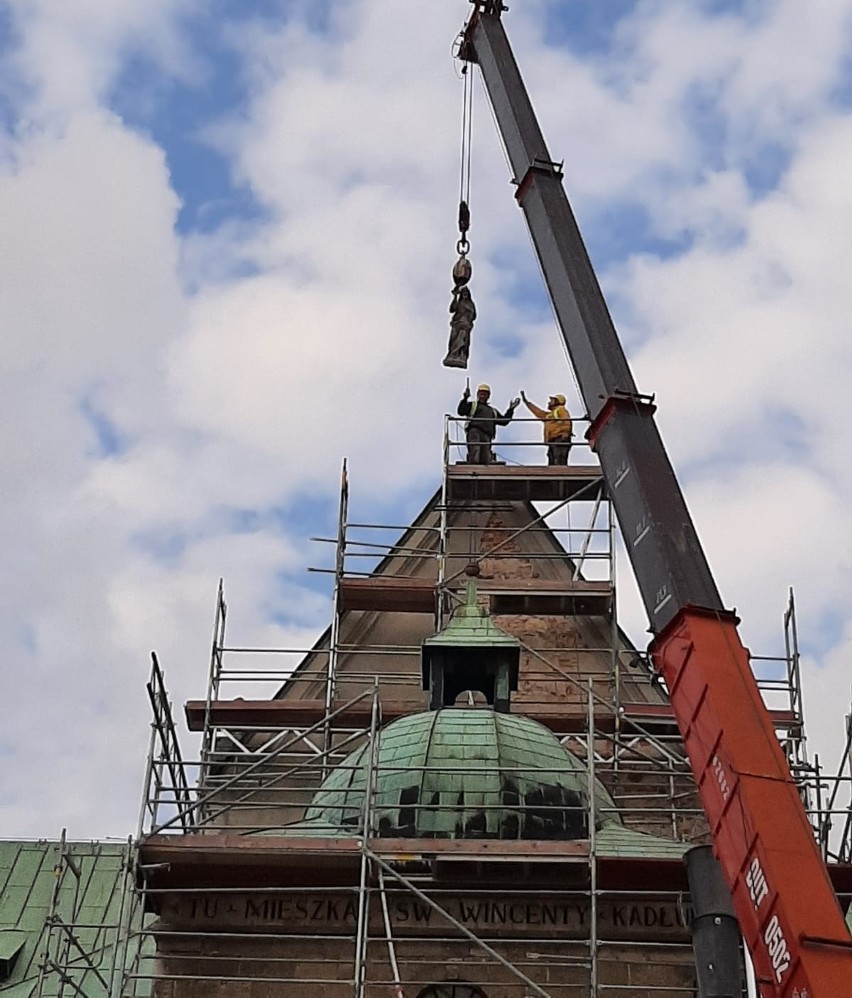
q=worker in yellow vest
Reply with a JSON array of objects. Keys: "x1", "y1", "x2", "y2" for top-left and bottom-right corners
[{"x1": 520, "y1": 391, "x2": 573, "y2": 465}]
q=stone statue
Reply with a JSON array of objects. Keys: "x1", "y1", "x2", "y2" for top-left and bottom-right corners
[{"x1": 444, "y1": 285, "x2": 476, "y2": 369}]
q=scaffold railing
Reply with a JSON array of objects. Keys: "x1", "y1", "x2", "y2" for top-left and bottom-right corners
[
  {"x1": 131, "y1": 669, "x2": 714, "y2": 996},
  {"x1": 122, "y1": 421, "x2": 852, "y2": 995},
  {"x1": 167, "y1": 433, "x2": 827, "y2": 846},
  {"x1": 129, "y1": 603, "x2": 852, "y2": 998}
]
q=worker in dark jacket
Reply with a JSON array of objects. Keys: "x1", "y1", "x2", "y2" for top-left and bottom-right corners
[
  {"x1": 520, "y1": 390, "x2": 573, "y2": 465},
  {"x1": 457, "y1": 383, "x2": 519, "y2": 464}
]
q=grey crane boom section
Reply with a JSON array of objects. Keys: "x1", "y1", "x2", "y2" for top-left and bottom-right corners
[
  {"x1": 464, "y1": 9, "x2": 724, "y2": 633},
  {"x1": 464, "y1": 12, "x2": 634, "y2": 417}
]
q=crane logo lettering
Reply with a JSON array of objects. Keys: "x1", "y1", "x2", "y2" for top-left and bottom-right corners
[
  {"x1": 764, "y1": 913, "x2": 792, "y2": 982},
  {"x1": 745, "y1": 856, "x2": 769, "y2": 909},
  {"x1": 711, "y1": 754, "x2": 730, "y2": 802}
]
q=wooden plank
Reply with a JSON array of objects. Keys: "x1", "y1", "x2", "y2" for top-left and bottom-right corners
[
  {"x1": 137, "y1": 833, "x2": 852, "y2": 899},
  {"x1": 140, "y1": 834, "x2": 587, "y2": 866},
  {"x1": 185, "y1": 698, "x2": 421, "y2": 731},
  {"x1": 620, "y1": 701, "x2": 799, "y2": 732},
  {"x1": 185, "y1": 698, "x2": 610, "y2": 733},
  {"x1": 491, "y1": 592, "x2": 611, "y2": 616},
  {"x1": 140, "y1": 833, "x2": 361, "y2": 864},
  {"x1": 185, "y1": 698, "x2": 797, "y2": 742},
  {"x1": 338, "y1": 575, "x2": 613, "y2": 615},
  {"x1": 474, "y1": 578, "x2": 610, "y2": 593},
  {"x1": 446, "y1": 464, "x2": 605, "y2": 502},
  {"x1": 338, "y1": 577, "x2": 435, "y2": 613},
  {"x1": 446, "y1": 465, "x2": 603, "y2": 481}
]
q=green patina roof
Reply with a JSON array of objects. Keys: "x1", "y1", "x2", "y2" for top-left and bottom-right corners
[
  {"x1": 423, "y1": 581, "x2": 521, "y2": 652},
  {"x1": 309, "y1": 709, "x2": 600, "y2": 840},
  {"x1": 0, "y1": 840, "x2": 152, "y2": 997},
  {"x1": 595, "y1": 823, "x2": 688, "y2": 859},
  {"x1": 285, "y1": 710, "x2": 688, "y2": 859}
]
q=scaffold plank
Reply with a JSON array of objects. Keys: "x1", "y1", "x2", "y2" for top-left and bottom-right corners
[
  {"x1": 184, "y1": 699, "x2": 612, "y2": 733},
  {"x1": 446, "y1": 463, "x2": 604, "y2": 502},
  {"x1": 136, "y1": 833, "x2": 852, "y2": 898},
  {"x1": 139, "y1": 835, "x2": 588, "y2": 877},
  {"x1": 489, "y1": 580, "x2": 612, "y2": 616},
  {"x1": 184, "y1": 698, "x2": 802, "y2": 738},
  {"x1": 338, "y1": 576, "x2": 436, "y2": 613},
  {"x1": 618, "y1": 701, "x2": 799, "y2": 734},
  {"x1": 337, "y1": 575, "x2": 613, "y2": 615}
]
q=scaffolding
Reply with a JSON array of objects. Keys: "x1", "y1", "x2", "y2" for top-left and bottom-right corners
[
  {"x1": 88, "y1": 415, "x2": 850, "y2": 997},
  {"x1": 822, "y1": 691, "x2": 852, "y2": 865},
  {"x1": 134, "y1": 683, "x2": 703, "y2": 996},
  {"x1": 22, "y1": 833, "x2": 151, "y2": 998}
]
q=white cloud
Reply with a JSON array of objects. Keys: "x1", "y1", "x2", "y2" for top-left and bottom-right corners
[{"x1": 4, "y1": 0, "x2": 202, "y2": 117}]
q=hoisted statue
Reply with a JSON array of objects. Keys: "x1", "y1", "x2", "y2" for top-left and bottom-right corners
[{"x1": 443, "y1": 255, "x2": 476, "y2": 369}]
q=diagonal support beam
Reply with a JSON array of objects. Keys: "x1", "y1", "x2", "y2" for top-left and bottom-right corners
[{"x1": 367, "y1": 849, "x2": 557, "y2": 998}]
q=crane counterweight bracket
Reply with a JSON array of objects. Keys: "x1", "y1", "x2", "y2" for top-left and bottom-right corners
[
  {"x1": 587, "y1": 391, "x2": 659, "y2": 447},
  {"x1": 515, "y1": 158, "x2": 565, "y2": 203},
  {"x1": 612, "y1": 388, "x2": 656, "y2": 405}
]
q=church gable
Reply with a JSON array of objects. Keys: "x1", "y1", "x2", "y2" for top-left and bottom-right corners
[{"x1": 277, "y1": 485, "x2": 664, "y2": 714}]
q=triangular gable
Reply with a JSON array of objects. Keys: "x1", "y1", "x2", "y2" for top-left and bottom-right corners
[{"x1": 277, "y1": 486, "x2": 665, "y2": 714}]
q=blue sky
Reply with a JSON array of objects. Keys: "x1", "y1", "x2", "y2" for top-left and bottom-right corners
[
  {"x1": 106, "y1": 11, "x2": 257, "y2": 235},
  {"x1": 3, "y1": 0, "x2": 852, "y2": 839}
]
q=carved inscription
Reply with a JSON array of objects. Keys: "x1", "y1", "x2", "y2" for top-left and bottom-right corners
[{"x1": 162, "y1": 893, "x2": 692, "y2": 942}]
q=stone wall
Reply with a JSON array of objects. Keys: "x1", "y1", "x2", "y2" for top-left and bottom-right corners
[{"x1": 149, "y1": 887, "x2": 699, "y2": 997}]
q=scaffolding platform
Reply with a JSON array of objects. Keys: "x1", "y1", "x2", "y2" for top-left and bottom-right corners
[
  {"x1": 122, "y1": 569, "x2": 852, "y2": 998},
  {"x1": 338, "y1": 576, "x2": 435, "y2": 613},
  {"x1": 113, "y1": 445, "x2": 852, "y2": 998},
  {"x1": 618, "y1": 701, "x2": 800, "y2": 733},
  {"x1": 138, "y1": 835, "x2": 599, "y2": 905},
  {"x1": 488, "y1": 578, "x2": 612, "y2": 615},
  {"x1": 138, "y1": 833, "x2": 699, "y2": 897},
  {"x1": 446, "y1": 463, "x2": 604, "y2": 502},
  {"x1": 138, "y1": 835, "x2": 365, "y2": 894},
  {"x1": 140, "y1": 834, "x2": 591, "y2": 870},
  {"x1": 185, "y1": 699, "x2": 606, "y2": 733},
  {"x1": 338, "y1": 576, "x2": 613, "y2": 616},
  {"x1": 140, "y1": 835, "x2": 852, "y2": 899},
  {"x1": 184, "y1": 698, "x2": 801, "y2": 736}
]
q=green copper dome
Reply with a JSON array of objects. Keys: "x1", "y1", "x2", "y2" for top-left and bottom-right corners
[{"x1": 304, "y1": 709, "x2": 618, "y2": 841}]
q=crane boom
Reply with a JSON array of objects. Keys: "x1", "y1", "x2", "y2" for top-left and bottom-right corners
[{"x1": 462, "y1": 4, "x2": 852, "y2": 995}]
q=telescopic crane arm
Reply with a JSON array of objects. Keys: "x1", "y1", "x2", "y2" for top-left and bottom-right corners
[{"x1": 461, "y1": 4, "x2": 852, "y2": 995}]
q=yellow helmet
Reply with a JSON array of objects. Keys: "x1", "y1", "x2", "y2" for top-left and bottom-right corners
[
  {"x1": 552, "y1": 393, "x2": 566, "y2": 405},
  {"x1": 477, "y1": 383, "x2": 491, "y2": 393}
]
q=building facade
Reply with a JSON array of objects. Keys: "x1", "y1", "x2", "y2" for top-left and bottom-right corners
[{"x1": 2, "y1": 425, "x2": 841, "y2": 997}]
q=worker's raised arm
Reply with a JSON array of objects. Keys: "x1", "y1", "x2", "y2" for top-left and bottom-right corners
[
  {"x1": 496, "y1": 397, "x2": 520, "y2": 425},
  {"x1": 457, "y1": 385, "x2": 473, "y2": 416},
  {"x1": 520, "y1": 391, "x2": 548, "y2": 420}
]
